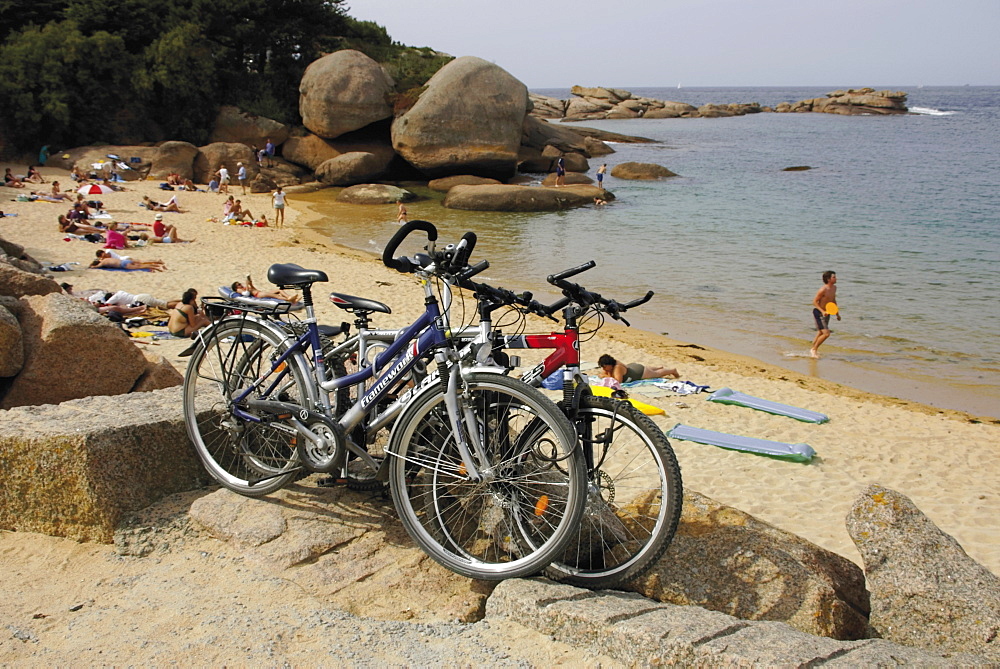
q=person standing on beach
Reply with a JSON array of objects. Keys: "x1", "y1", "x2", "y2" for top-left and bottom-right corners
[
  {"x1": 597, "y1": 163, "x2": 607, "y2": 188},
  {"x1": 236, "y1": 162, "x2": 247, "y2": 194},
  {"x1": 272, "y1": 186, "x2": 286, "y2": 228},
  {"x1": 264, "y1": 138, "x2": 275, "y2": 167},
  {"x1": 217, "y1": 165, "x2": 230, "y2": 194},
  {"x1": 810, "y1": 270, "x2": 840, "y2": 359}
]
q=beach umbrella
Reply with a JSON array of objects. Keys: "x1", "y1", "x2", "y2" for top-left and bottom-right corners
[{"x1": 77, "y1": 184, "x2": 114, "y2": 195}]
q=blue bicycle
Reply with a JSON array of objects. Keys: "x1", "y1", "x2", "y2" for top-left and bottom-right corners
[{"x1": 182, "y1": 221, "x2": 588, "y2": 579}]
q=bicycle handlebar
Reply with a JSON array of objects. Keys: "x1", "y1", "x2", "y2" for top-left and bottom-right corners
[
  {"x1": 546, "y1": 260, "x2": 596, "y2": 285},
  {"x1": 382, "y1": 220, "x2": 438, "y2": 273}
]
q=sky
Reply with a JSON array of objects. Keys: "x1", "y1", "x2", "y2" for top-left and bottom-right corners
[{"x1": 345, "y1": 0, "x2": 1000, "y2": 89}]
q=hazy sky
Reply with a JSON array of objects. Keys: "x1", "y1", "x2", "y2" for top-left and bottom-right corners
[{"x1": 346, "y1": 0, "x2": 999, "y2": 88}]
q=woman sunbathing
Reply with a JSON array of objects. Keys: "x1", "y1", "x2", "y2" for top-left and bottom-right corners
[
  {"x1": 89, "y1": 250, "x2": 167, "y2": 272},
  {"x1": 142, "y1": 195, "x2": 184, "y2": 212},
  {"x1": 167, "y1": 288, "x2": 211, "y2": 337},
  {"x1": 232, "y1": 275, "x2": 298, "y2": 302},
  {"x1": 58, "y1": 214, "x2": 105, "y2": 235}
]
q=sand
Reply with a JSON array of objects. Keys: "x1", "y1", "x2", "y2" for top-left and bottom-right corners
[{"x1": 2, "y1": 165, "x2": 998, "y2": 662}]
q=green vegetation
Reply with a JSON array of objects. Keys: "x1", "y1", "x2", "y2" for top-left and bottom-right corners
[{"x1": 0, "y1": 2, "x2": 452, "y2": 155}]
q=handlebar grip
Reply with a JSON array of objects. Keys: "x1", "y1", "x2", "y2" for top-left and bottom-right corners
[
  {"x1": 382, "y1": 220, "x2": 438, "y2": 273},
  {"x1": 543, "y1": 296, "x2": 573, "y2": 316},
  {"x1": 453, "y1": 231, "x2": 477, "y2": 268},
  {"x1": 622, "y1": 290, "x2": 654, "y2": 310},
  {"x1": 453, "y1": 259, "x2": 490, "y2": 286},
  {"x1": 547, "y1": 260, "x2": 596, "y2": 285}
]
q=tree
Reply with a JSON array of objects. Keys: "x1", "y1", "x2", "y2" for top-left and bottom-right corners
[{"x1": 0, "y1": 21, "x2": 134, "y2": 151}]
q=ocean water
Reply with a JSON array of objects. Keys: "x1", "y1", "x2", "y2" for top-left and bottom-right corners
[{"x1": 298, "y1": 86, "x2": 1000, "y2": 418}]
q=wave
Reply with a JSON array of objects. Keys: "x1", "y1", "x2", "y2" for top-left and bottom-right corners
[{"x1": 910, "y1": 106, "x2": 958, "y2": 116}]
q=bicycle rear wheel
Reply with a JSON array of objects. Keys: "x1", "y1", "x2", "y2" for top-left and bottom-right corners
[
  {"x1": 183, "y1": 318, "x2": 315, "y2": 496},
  {"x1": 388, "y1": 373, "x2": 586, "y2": 580},
  {"x1": 545, "y1": 395, "x2": 683, "y2": 588}
]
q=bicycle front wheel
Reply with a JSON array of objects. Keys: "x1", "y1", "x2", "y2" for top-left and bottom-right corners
[
  {"x1": 388, "y1": 373, "x2": 586, "y2": 580},
  {"x1": 545, "y1": 395, "x2": 683, "y2": 588},
  {"x1": 183, "y1": 318, "x2": 315, "y2": 496}
]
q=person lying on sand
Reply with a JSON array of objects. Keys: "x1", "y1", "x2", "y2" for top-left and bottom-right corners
[
  {"x1": 89, "y1": 250, "x2": 167, "y2": 272},
  {"x1": 232, "y1": 275, "x2": 298, "y2": 302},
  {"x1": 58, "y1": 214, "x2": 106, "y2": 235},
  {"x1": 598, "y1": 354, "x2": 679, "y2": 383},
  {"x1": 142, "y1": 194, "x2": 184, "y2": 212}
]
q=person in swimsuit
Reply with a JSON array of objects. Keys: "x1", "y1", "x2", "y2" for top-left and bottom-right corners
[
  {"x1": 396, "y1": 200, "x2": 408, "y2": 224},
  {"x1": 58, "y1": 214, "x2": 105, "y2": 235},
  {"x1": 596, "y1": 163, "x2": 607, "y2": 187},
  {"x1": 598, "y1": 354, "x2": 680, "y2": 383},
  {"x1": 232, "y1": 275, "x2": 299, "y2": 302},
  {"x1": 89, "y1": 250, "x2": 167, "y2": 272},
  {"x1": 167, "y1": 288, "x2": 210, "y2": 337},
  {"x1": 810, "y1": 270, "x2": 841, "y2": 359}
]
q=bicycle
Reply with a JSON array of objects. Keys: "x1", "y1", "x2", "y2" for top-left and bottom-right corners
[
  {"x1": 182, "y1": 221, "x2": 588, "y2": 580},
  {"x1": 451, "y1": 260, "x2": 684, "y2": 587}
]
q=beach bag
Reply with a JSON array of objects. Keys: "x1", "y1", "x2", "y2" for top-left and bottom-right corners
[
  {"x1": 159, "y1": 183, "x2": 174, "y2": 191},
  {"x1": 541, "y1": 370, "x2": 563, "y2": 390}
]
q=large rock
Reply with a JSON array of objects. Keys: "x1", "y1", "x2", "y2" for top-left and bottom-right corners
[
  {"x1": 209, "y1": 105, "x2": 290, "y2": 148},
  {"x1": 282, "y1": 127, "x2": 396, "y2": 173},
  {"x1": 1, "y1": 293, "x2": 147, "y2": 409},
  {"x1": 521, "y1": 115, "x2": 593, "y2": 156},
  {"x1": 299, "y1": 50, "x2": 395, "y2": 139},
  {"x1": 193, "y1": 142, "x2": 257, "y2": 184},
  {"x1": 528, "y1": 93, "x2": 566, "y2": 119},
  {"x1": 0, "y1": 261, "x2": 60, "y2": 298},
  {"x1": 540, "y1": 172, "x2": 593, "y2": 186},
  {"x1": 428, "y1": 175, "x2": 502, "y2": 192},
  {"x1": 190, "y1": 486, "x2": 492, "y2": 623},
  {"x1": 0, "y1": 387, "x2": 208, "y2": 542},
  {"x1": 570, "y1": 85, "x2": 631, "y2": 102},
  {"x1": 564, "y1": 97, "x2": 613, "y2": 119},
  {"x1": 610, "y1": 161, "x2": 678, "y2": 180},
  {"x1": 644, "y1": 101, "x2": 699, "y2": 118},
  {"x1": 628, "y1": 490, "x2": 870, "y2": 641},
  {"x1": 443, "y1": 184, "x2": 612, "y2": 212},
  {"x1": 282, "y1": 132, "x2": 342, "y2": 171},
  {"x1": 131, "y1": 350, "x2": 183, "y2": 392},
  {"x1": 55, "y1": 145, "x2": 159, "y2": 179},
  {"x1": 391, "y1": 56, "x2": 528, "y2": 179},
  {"x1": 315, "y1": 151, "x2": 393, "y2": 186},
  {"x1": 847, "y1": 484, "x2": 1000, "y2": 660},
  {"x1": 336, "y1": 184, "x2": 414, "y2": 205},
  {"x1": 149, "y1": 141, "x2": 199, "y2": 180},
  {"x1": 0, "y1": 304, "x2": 23, "y2": 377}
]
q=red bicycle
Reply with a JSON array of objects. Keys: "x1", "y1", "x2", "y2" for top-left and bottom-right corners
[{"x1": 455, "y1": 261, "x2": 683, "y2": 588}]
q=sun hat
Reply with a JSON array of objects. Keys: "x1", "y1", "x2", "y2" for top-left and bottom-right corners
[{"x1": 154, "y1": 213, "x2": 163, "y2": 220}]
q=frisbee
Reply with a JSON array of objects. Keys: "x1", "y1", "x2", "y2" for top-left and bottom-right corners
[{"x1": 825, "y1": 302, "x2": 839, "y2": 315}]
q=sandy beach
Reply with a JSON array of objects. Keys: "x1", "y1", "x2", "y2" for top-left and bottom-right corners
[{"x1": 2, "y1": 165, "x2": 998, "y2": 661}]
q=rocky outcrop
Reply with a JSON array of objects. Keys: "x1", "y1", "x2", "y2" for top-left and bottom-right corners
[
  {"x1": 0, "y1": 304, "x2": 22, "y2": 377},
  {"x1": 0, "y1": 260, "x2": 61, "y2": 298},
  {"x1": 610, "y1": 161, "x2": 678, "y2": 180},
  {"x1": 132, "y1": 349, "x2": 184, "y2": 392},
  {"x1": 629, "y1": 490, "x2": 869, "y2": 640},
  {"x1": 336, "y1": 184, "x2": 414, "y2": 205},
  {"x1": 315, "y1": 151, "x2": 393, "y2": 186},
  {"x1": 427, "y1": 175, "x2": 502, "y2": 192},
  {"x1": 1, "y1": 292, "x2": 148, "y2": 408},
  {"x1": 777, "y1": 89, "x2": 908, "y2": 115},
  {"x1": 209, "y1": 105, "x2": 290, "y2": 148},
  {"x1": 299, "y1": 50, "x2": 395, "y2": 140},
  {"x1": 443, "y1": 184, "x2": 611, "y2": 211},
  {"x1": 391, "y1": 56, "x2": 528, "y2": 179},
  {"x1": 488, "y1": 579, "x2": 985, "y2": 667},
  {"x1": 193, "y1": 142, "x2": 257, "y2": 184},
  {"x1": 540, "y1": 172, "x2": 593, "y2": 186},
  {"x1": 282, "y1": 127, "x2": 397, "y2": 173},
  {"x1": 534, "y1": 86, "x2": 906, "y2": 121},
  {"x1": 190, "y1": 487, "x2": 492, "y2": 623},
  {"x1": 847, "y1": 484, "x2": 1000, "y2": 660},
  {"x1": 149, "y1": 141, "x2": 199, "y2": 180},
  {"x1": 0, "y1": 387, "x2": 208, "y2": 542}
]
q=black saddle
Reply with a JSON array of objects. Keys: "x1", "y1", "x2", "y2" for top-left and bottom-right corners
[
  {"x1": 328, "y1": 292, "x2": 391, "y2": 315},
  {"x1": 267, "y1": 263, "x2": 328, "y2": 288}
]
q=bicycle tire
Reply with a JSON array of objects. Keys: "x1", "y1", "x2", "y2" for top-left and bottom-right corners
[
  {"x1": 387, "y1": 372, "x2": 586, "y2": 580},
  {"x1": 183, "y1": 318, "x2": 315, "y2": 496},
  {"x1": 545, "y1": 395, "x2": 683, "y2": 588}
]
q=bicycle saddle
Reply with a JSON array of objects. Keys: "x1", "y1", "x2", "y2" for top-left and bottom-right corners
[
  {"x1": 267, "y1": 263, "x2": 328, "y2": 287},
  {"x1": 328, "y1": 292, "x2": 391, "y2": 315}
]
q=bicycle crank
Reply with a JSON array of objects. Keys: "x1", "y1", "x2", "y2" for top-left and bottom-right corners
[{"x1": 244, "y1": 399, "x2": 346, "y2": 474}]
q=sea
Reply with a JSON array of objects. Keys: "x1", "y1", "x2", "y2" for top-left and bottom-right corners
[{"x1": 297, "y1": 86, "x2": 1000, "y2": 419}]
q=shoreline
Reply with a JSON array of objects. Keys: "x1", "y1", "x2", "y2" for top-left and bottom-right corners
[{"x1": 2, "y1": 165, "x2": 998, "y2": 581}]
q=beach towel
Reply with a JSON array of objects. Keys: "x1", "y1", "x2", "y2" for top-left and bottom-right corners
[
  {"x1": 93, "y1": 267, "x2": 152, "y2": 272},
  {"x1": 667, "y1": 423, "x2": 817, "y2": 463},
  {"x1": 706, "y1": 388, "x2": 829, "y2": 424}
]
